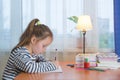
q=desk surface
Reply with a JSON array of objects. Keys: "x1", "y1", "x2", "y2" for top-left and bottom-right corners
[{"x1": 15, "y1": 62, "x2": 120, "y2": 80}]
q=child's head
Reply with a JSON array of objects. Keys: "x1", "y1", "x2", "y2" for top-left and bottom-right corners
[{"x1": 14, "y1": 19, "x2": 53, "y2": 54}]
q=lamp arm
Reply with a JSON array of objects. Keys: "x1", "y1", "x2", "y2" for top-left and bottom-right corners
[{"x1": 83, "y1": 31, "x2": 86, "y2": 54}]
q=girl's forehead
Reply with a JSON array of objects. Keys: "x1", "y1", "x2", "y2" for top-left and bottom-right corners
[{"x1": 39, "y1": 37, "x2": 52, "y2": 43}]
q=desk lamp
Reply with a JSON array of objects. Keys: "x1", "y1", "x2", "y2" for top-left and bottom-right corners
[{"x1": 76, "y1": 15, "x2": 93, "y2": 54}]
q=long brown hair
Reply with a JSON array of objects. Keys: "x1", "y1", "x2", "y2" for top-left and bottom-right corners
[{"x1": 12, "y1": 18, "x2": 53, "y2": 51}]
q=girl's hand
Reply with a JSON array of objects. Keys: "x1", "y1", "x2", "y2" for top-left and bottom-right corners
[{"x1": 53, "y1": 60, "x2": 59, "y2": 69}]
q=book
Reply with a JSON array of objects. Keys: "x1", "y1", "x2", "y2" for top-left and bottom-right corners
[
  {"x1": 88, "y1": 62, "x2": 120, "y2": 72},
  {"x1": 96, "y1": 53, "x2": 118, "y2": 63},
  {"x1": 97, "y1": 62, "x2": 120, "y2": 69}
]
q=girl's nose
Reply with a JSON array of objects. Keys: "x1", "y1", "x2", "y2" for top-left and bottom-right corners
[{"x1": 41, "y1": 48, "x2": 46, "y2": 53}]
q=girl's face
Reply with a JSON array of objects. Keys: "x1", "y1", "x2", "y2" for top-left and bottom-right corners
[{"x1": 31, "y1": 36, "x2": 52, "y2": 54}]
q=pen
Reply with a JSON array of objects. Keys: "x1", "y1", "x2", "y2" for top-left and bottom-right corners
[
  {"x1": 55, "y1": 49, "x2": 57, "y2": 61},
  {"x1": 87, "y1": 67, "x2": 105, "y2": 72}
]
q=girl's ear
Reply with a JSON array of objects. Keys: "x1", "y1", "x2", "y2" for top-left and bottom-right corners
[{"x1": 31, "y1": 36, "x2": 37, "y2": 44}]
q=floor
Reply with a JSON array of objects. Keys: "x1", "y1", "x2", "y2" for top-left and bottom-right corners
[{"x1": 0, "y1": 51, "x2": 77, "y2": 80}]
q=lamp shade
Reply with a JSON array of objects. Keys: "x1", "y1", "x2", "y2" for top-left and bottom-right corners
[{"x1": 76, "y1": 15, "x2": 93, "y2": 31}]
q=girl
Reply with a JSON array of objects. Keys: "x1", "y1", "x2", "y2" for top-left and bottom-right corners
[{"x1": 2, "y1": 19, "x2": 57, "y2": 80}]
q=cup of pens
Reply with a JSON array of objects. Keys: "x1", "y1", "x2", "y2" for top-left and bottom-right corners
[
  {"x1": 51, "y1": 49, "x2": 58, "y2": 61},
  {"x1": 53, "y1": 49, "x2": 59, "y2": 68}
]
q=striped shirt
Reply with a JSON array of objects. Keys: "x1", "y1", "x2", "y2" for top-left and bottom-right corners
[{"x1": 2, "y1": 47, "x2": 57, "y2": 80}]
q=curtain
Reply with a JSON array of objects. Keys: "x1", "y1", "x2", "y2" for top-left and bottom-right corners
[
  {"x1": 22, "y1": 0, "x2": 84, "y2": 52},
  {"x1": 0, "y1": 0, "x2": 114, "y2": 53},
  {"x1": 97, "y1": 0, "x2": 114, "y2": 52},
  {"x1": 0, "y1": 0, "x2": 22, "y2": 52}
]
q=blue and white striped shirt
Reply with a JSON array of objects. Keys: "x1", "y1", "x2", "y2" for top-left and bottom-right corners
[{"x1": 2, "y1": 47, "x2": 57, "y2": 80}]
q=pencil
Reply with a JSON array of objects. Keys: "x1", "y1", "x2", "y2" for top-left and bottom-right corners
[{"x1": 88, "y1": 67, "x2": 105, "y2": 72}]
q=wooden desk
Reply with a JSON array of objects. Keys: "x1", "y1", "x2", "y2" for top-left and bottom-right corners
[{"x1": 15, "y1": 62, "x2": 120, "y2": 80}]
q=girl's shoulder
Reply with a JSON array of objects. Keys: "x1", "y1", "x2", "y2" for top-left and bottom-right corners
[
  {"x1": 11, "y1": 46, "x2": 26, "y2": 52},
  {"x1": 11, "y1": 47, "x2": 30, "y2": 56}
]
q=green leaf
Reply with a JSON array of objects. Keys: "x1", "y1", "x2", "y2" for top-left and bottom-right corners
[{"x1": 68, "y1": 16, "x2": 78, "y2": 23}]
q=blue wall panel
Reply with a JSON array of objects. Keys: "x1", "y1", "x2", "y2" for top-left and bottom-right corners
[{"x1": 114, "y1": 0, "x2": 120, "y2": 57}]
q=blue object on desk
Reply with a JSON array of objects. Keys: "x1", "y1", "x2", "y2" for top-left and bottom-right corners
[
  {"x1": 117, "y1": 57, "x2": 120, "y2": 62},
  {"x1": 67, "y1": 64, "x2": 74, "y2": 67}
]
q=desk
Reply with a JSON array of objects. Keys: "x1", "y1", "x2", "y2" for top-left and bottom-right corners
[{"x1": 15, "y1": 62, "x2": 120, "y2": 80}]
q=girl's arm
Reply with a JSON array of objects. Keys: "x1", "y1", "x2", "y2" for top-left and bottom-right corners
[
  {"x1": 32, "y1": 54, "x2": 47, "y2": 62},
  {"x1": 14, "y1": 53, "x2": 57, "y2": 73}
]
